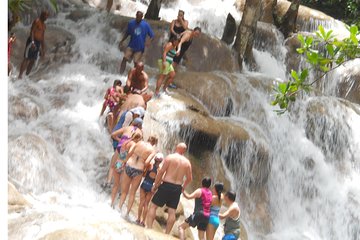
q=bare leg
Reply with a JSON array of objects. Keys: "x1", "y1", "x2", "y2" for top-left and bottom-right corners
[
  {"x1": 107, "y1": 113, "x2": 114, "y2": 133},
  {"x1": 206, "y1": 223, "x2": 217, "y2": 240},
  {"x1": 25, "y1": 60, "x2": 35, "y2": 75},
  {"x1": 126, "y1": 175, "x2": 142, "y2": 215},
  {"x1": 146, "y1": 202, "x2": 158, "y2": 229},
  {"x1": 155, "y1": 74, "x2": 166, "y2": 95},
  {"x1": 18, "y1": 59, "x2": 29, "y2": 79},
  {"x1": 137, "y1": 188, "x2": 146, "y2": 222},
  {"x1": 163, "y1": 71, "x2": 176, "y2": 92},
  {"x1": 110, "y1": 170, "x2": 121, "y2": 208},
  {"x1": 118, "y1": 171, "x2": 131, "y2": 209},
  {"x1": 178, "y1": 221, "x2": 189, "y2": 240},
  {"x1": 120, "y1": 57, "x2": 127, "y2": 74},
  {"x1": 165, "y1": 207, "x2": 177, "y2": 234},
  {"x1": 198, "y1": 230, "x2": 206, "y2": 240},
  {"x1": 106, "y1": 151, "x2": 117, "y2": 185},
  {"x1": 142, "y1": 192, "x2": 153, "y2": 224}
]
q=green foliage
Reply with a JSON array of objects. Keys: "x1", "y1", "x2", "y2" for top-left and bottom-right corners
[
  {"x1": 8, "y1": 0, "x2": 31, "y2": 14},
  {"x1": 271, "y1": 25, "x2": 360, "y2": 114}
]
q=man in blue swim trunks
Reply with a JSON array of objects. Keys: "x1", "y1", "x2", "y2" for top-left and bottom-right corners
[
  {"x1": 18, "y1": 10, "x2": 49, "y2": 79},
  {"x1": 118, "y1": 11, "x2": 154, "y2": 74}
]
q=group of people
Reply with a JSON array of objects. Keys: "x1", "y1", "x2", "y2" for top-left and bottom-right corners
[
  {"x1": 98, "y1": 9, "x2": 242, "y2": 240},
  {"x1": 10, "y1": 8, "x2": 242, "y2": 240}
]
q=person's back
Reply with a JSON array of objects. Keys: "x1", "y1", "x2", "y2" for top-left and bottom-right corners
[
  {"x1": 127, "y1": 140, "x2": 155, "y2": 170},
  {"x1": 162, "y1": 152, "x2": 191, "y2": 185}
]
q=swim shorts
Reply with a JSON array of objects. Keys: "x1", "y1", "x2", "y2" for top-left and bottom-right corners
[
  {"x1": 151, "y1": 181, "x2": 182, "y2": 209},
  {"x1": 24, "y1": 37, "x2": 41, "y2": 60},
  {"x1": 157, "y1": 59, "x2": 174, "y2": 75},
  {"x1": 185, "y1": 212, "x2": 209, "y2": 231}
]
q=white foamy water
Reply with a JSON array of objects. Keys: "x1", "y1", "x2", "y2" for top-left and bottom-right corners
[{"x1": 8, "y1": 1, "x2": 360, "y2": 240}]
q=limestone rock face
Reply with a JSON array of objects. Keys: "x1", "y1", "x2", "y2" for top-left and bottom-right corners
[{"x1": 336, "y1": 60, "x2": 360, "y2": 105}]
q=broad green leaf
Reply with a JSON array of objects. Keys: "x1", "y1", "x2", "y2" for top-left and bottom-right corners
[
  {"x1": 305, "y1": 36, "x2": 313, "y2": 45},
  {"x1": 300, "y1": 69, "x2": 309, "y2": 81},
  {"x1": 318, "y1": 25, "x2": 326, "y2": 39},
  {"x1": 291, "y1": 70, "x2": 300, "y2": 82},
  {"x1": 350, "y1": 25, "x2": 358, "y2": 35},
  {"x1": 326, "y1": 44, "x2": 335, "y2": 57},
  {"x1": 320, "y1": 65, "x2": 330, "y2": 72},
  {"x1": 350, "y1": 34, "x2": 359, "y2": 45},
  {"x1": 296, "y1": 48, "x2": 305, "y2": 54},
  {"x1": 278, "y1": 83, "x2": 288, "y2": 94},
  {"x1": 298, "y1": 34, "x2": 305, "y2": 45},
  {"x1": 325, "y1": 30, "x2": 334, "y2": 40}
]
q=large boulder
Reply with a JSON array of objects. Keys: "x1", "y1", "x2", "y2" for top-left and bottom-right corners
[
  {"x1": 107, "y1": 13, "x2": 237, "y2": 72},
  {"x1": 336, "y1": 59, "x2": 360, "y2": 105},
  {"x1": 8, "y1": 95, "x2": 42, "y2": 122}
]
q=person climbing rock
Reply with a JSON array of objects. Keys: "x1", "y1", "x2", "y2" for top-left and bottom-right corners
[
  {"x1": 126, "y1": 62, "x2": 153, "y2": 102},
  {"x1": 220, "y1": 191, "x2": 241, "y2": 240}
]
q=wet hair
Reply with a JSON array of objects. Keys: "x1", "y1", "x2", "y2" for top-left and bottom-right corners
[
  {"x1": 202, "y1": 177, "x2": 212, "y2": 188},
  {"x1": 131, "y1": 132, "x2": 142, "y2": 141},
  {"x1": 136, "y1": 11, "x2": 143, "y2": 16},
  {"x1": 178, "y1": 10, "x2": 185, "y2": 16},
  {"x1": 148, "y1": 136, "x2": 158, "y2": 146},
  {"x1": 215, "y1": 182, "x2": 224, "y2": 201},
  {"x1": 194, "y1": 27, "x2": 202, "y2": 33},
  {"x1": 225, "y1": 191, "x2": 236, "y2": 202},
  {"x1": 40, "y1": 10, "x2": 49, "y2": 21},
  {"x1": 113, "y1": 79, "x2": 122, "y2": 87},
  {"x1": 123, "y1": 85, "x2": 131, "y2": 94},
  {"x1": 169, "y1": 35, "x2": 180, "y2": 44}
]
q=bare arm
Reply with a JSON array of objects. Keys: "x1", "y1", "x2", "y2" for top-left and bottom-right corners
[
  {"x1": 182, "y1": 162, "x2": 192, "y2": 190},
  {"x1": 111, "y1": 127, "x2": 126, "y2": 142},
  {"x1": 152, "y1": 156, "x2": 170, "y2": 192},
  {"x1": 140, "y1": 72, "x2": 149, "y2": 93},
  {"x1": 176, "y1": 32, "x2": 189, "y2": 55},
  {"x1": 178, "y1": 18, "x2": 188, "y2": 30},
  {"x1": 119, "y1": 32, "x2": 129, "y2": 49},
  {"x1": 126, "y1": 69, "x2": 134, "y2": 89},
  {"x1": 124, "y1": 143, "x2": 136, "y2": 164},
  {"x1": 144, "y1": 151, "x2": 156, "y2": 168},
  {"x1": 183, "y1": 188, "x2": 201, "y2": 200}
]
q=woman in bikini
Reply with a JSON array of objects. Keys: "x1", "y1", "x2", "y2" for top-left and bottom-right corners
[
  {"x1": 110, "y1": 131, "x2": 142, "y2": 208},
  {"x1": 206, "y1": 182, "x2": 224, "y2": 240},
  {"x1": 118, "y1": 136, "x2": 158, "y2": 217},
  {"x1": 170, "y1": 10, "x2": 188, "y2": 39},
  {"x1": 102, "y1": 118, "x2": 143, "y2": 190},
  {"x1": 136, "y1": 152, "x2": 164, "y2": 226}
]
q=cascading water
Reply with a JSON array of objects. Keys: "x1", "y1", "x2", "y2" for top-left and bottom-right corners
[{"x1": 8, "y1": 0, "x2": 360, "y2": 240}]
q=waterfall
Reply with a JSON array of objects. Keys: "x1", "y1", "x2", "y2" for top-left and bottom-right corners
[{"x1": 8, "y1": 1, "x2": 360, "y2": 240}]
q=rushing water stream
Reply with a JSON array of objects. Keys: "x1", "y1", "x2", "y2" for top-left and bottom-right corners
[{"x1": 8, "y1": 0, "x2": 360, "y2": 240}]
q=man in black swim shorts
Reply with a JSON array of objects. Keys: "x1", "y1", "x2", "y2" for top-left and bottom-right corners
[{"x1": 146, "y1": 143, "x2": 192, "y2": 234}]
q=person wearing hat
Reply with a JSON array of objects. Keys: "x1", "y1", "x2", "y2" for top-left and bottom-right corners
[
  {"x1": 102, "y1": 117, "x2": 143, "y2": 190},
  {"x1": 118, "y1": 135, "x2": 158, "y2": 218},
  {"x1": 136, "y1": 152, "x2": 163, "y2": 227}
]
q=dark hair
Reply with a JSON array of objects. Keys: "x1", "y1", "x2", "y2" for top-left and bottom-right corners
[
  {"x1": 225, "y1": 191, "x2": 236, "y2": 202},
  {"x1": 202, "y1": 177, "x2": 212, "y2": 188},
  {"x1": 113, "y1": 79, "x2": 122, "y2": 87},
  {"x1": 214, "y1": 183, "x2": 224, "y2": 201},
  {"x1": 169, "y1": 35, "x2": 180, "y2": 43},
  {"x1": 194, "y1": 27, "x2": 201, "y2": 33},
  {"x1": 179, "y1": 10, "x2": 185, "y2": 16},
  {"x1": 123, "y1": 85, "x2": 130, "y2": 94},
  {"x1": 148, "y1": 136, "x2": 158, "y2": 146},
  {"x1": 40, "y1": 10, "x2": 49, "y2": 21}
]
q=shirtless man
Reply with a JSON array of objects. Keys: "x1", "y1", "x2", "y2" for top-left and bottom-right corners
[
  {"x1": 126, "y1": 62, "x2": 153, "y2": 102},
  {"x1": 172, "y1": 27, "x2": 202, "y2": 67},
  {"x1": 146, "y1": 143, "x2": 192, "y2": 234},
  {"x1": 18, "y1": 10, "x2": 49, "y2": 79},
  {"x1": 118, "y1": 136, "x2": 157, "y2": 216},
  {"x1": 219, "y1": 191, "x2": 241, "y2": 240}
]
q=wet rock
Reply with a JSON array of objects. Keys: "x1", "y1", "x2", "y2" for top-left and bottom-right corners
[
  {"x1": 173, "y1": 71, "x2": 234, "y2": 116},
  {"x1": 336, "y1": 60, "x2": 360, "y2": 105},
  {"x1": 108, "y1": 14, "x2": 236, "y2": 72},
  {"x1": 9, "y1": 95, "x2": 41, "y2": 121},
  {"x1": 65, "y1": 9, "x2": 92, "y2": 22},
  {"x1": 221, "y1": 13, "x2": 236, "y2": 44},
  {"x1": 10, "y1": 25, "x2": 76, "y2": 80},
  {"x1": 145, "y1": 0, "x2": 162, "y2": 20},
  {"x1": 284, "y1": 33, "x2": 302, "y2": 72},
  {"x1": 8, "y1": 182, "x2": 31, "y2": 213},
  {"x1": 8, "y1": 133, "x2": 71, "y2": 194}
]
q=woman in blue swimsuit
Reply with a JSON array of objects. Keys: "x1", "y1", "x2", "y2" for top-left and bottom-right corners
[
  {"x1": 206, "y1": 182, "x2": 224, "y2": 240},
  {"x1": 135, "y1": 153, "x2": 163, "y2": 226}
]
